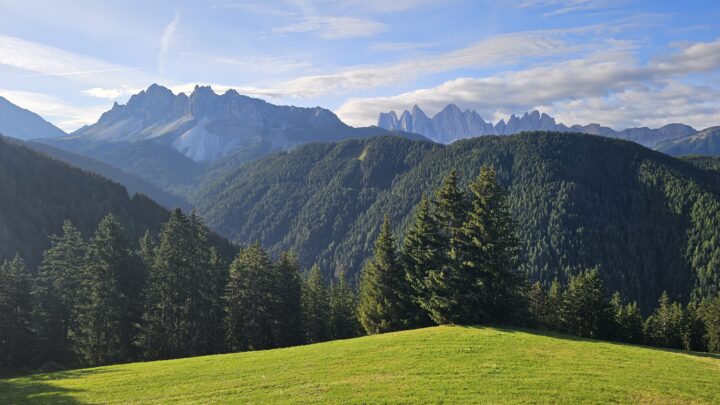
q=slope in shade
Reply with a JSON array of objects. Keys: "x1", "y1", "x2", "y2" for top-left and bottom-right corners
[
  {"x1": 194, "y1": 132, "x2": 720, "y2": 310},
  {"x1": 0, "y1": 96, "x2": 66, "y2": 140},
  {"x1": 657, "y1": 126, "x2": 720, "y2": 156},
  {"x1": 0, "y1": 136, "x2": 233, "y2": 269}
]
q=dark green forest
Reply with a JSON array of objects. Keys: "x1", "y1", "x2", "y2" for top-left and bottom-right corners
[
  {"x1": 194, "y1": 132, "x2": 720, "y2": 311},
  {"x1": 0, "y1": 136, "x2": 234, "y2": 269},
  {"x1": 3, "y1": 164, "x2": 719, "y2": 374}
]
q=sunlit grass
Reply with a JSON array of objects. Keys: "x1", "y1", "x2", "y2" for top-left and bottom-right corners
[{"x1": 2, "y1": 326, "x2": 719, "y2": 404}]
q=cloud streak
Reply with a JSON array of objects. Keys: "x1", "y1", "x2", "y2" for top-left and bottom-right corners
[
  {"x1": 158, "y1": 9, "x2": 180, "y2": 75},
  {"x1": 335, "y1": 38, "x2": 720, "y2": 129}
]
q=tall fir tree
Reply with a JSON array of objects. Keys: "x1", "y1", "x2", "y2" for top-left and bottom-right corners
[
  {"x1": 643, "y1": 292, "x2": 686, "y2": 349},
  {"x1": 701, "y1": 293, "x2": 720, "y2": 353},
  {"x1": 423, "y1": 170, "x2": 469, "y2": 325},
  {"x1": 401, "y1": 195, "x2": 440, "y2": 327},
  {"x1": 302, "y1": 264, "x2": 331, "y2": 343},
  {"x1": 358, "y1": 216, "x2": 413, "y2": 333},
  {"x1": 561, "y1": 268, "x2": 610, "y2": 339},
  {"x1": 460, "y1": 165, "x2": 521, "y2": 323},
  {"x1": 330, "y1": 271, "x2": 362, "y2": 340},
  {"x1": 275, "y1": 251, "x2": 304, "y2": 347},
  {"x1": 0, "y1": 255, "x2": 33, "y2": 369},
  {"x1": 75, "y1": 214, "x2": 140, "y2": 366},
  {"x1": 186, "y1": 211, "x2": 217, "y2": 356},
  {"x1": 143, "y1": 208, "x2": 194, "y2": 360},
  {"x1": 32, "y1": 221, "x2": 86, "y2": 366},
  {"x1": 546, "y1": 279, "x2": 563, "y2": 331},
  {"x1": 224, "y1": 242, "x2": 277, "y2": 351},
  {"x1": 527, "y1": 281, "x2": 549, "y2": 329}
]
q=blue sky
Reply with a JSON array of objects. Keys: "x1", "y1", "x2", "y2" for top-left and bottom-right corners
[{"x1": 0, "y1": 0, "x2": 718, "y2": 132}]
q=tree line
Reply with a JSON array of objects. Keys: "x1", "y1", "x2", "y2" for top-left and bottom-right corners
[
  {"x1": 0, "y1": 210, "x2": 360, "y2": 371},
  {"x1": 356, "y1": 166, "x2": 720, "y2": 353},
  {"x1": 2, "y1": 165, "x2": 719, "y2": 372}
]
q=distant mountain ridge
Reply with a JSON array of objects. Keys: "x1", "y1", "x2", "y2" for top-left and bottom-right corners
[
  {"x1": 63, "y1": 84, "x2": 402, "y2": 162},
  {"x1": 657, "y1": 126, "x2": 720, "y2": 156},
  {"x1": 378, "y1": 105, "x2": 697, "y2": 148},
  {"x1": 0, "y1": 96, "x2": 66, "y2": 140}
]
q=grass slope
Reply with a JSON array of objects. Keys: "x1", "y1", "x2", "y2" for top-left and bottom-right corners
[{"x1": 2, "y1": 327, "x2": 719, "y2": 404}]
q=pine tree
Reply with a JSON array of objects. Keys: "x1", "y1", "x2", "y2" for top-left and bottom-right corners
[
  {"x1": 643, "y1": 291, "x2": 685, "y2": 349},
  {"x1": 401, "y1": 195, "x2": 440, "y2": 327},
  {"x1": 561, "y1": 268, "x2": 610, "y2": 339},
  {"x1": 358, "y1": 216, "x2": 413, "y2": 333},
  {"x1": 683, "y1": 302, "x2": 707, "y2": 352},
  {"x1": 275, "y1": 251, "x2": 304, "y2": 347},
  {"x1": 546, "y1": 278, "x2": 563, "y2": 331},
  {"x1": 32, "y1": 220, "x2": 86, "y2": 366},
  {"x1": 186, "y1": 211, "x2": 216, "y2": 356},
  {"x1": 224, "y1": 242, "x2": 277, "y2": 351},
  {"x1": 701, "y1": 293, "x2": 720, "y2": 353},
  {"x1": 0, "y1": 255, "x2": 33, "y2": 369},
  {"x1": 208, "y1": 247, "x2": 228, "y2": 354},
  {"x1": 527, "y1": 281, "x2": 549, "y2": 329},
  {"x1": 460, "y1": 165, "x2": 521, "y2": 323},
  {"x1": 144, "y1": 208, "x2": 195, "y2": 360},
  {"x1": 330, "y1": 271, "x2": 362, "y2": 340},
  {"x1": 75, "y1": 214, "x2": 140, "y2": 366},
  {"x1": 423, "y1": 170, "x2": 469, "y2": 325},
  {"x1": 302, "y1": 265, "x2": 331, "y2": 343}
]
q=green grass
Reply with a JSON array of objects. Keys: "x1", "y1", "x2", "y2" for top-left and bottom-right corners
[{"x1": 2, "y1": 326, "x2": 720, "y2": 404}]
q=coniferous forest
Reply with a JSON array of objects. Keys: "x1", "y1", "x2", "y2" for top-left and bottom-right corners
[{"x1": 2, "y1": 164, "x2": 719, "y2": 373}]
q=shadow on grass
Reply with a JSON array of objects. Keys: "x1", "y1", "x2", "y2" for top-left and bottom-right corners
[
  {"x1": 0, "y1": 368, "x2": 114, "y2": 404},
  {"x1": 458, "y1": 324, "x2": 720, "y2": 361}
]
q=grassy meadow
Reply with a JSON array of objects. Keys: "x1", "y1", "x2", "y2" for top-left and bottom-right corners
[{"x1": 2, "y1": 326, "x2": 719, "y2": 404}]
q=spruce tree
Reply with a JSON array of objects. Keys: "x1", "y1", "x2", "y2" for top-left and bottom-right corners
[
  {"x1": 302, "y1": 264, "x2": 331, "y2": 343},
  {"x1": 401, "y1": 195, "x2": 440, "y2": 327},
  {"x1": 702, "y1": 293, "x2": 720, "y2": 353},
  {"x1": 0, "y1": 255, "x2": 33, "y2": 369},
  {"x1": 224, "y1": 242, "x2": 277, "y2": 351},
  {"x1": 527, "y1": 281, "x2": 549, "y2": 329},
  {"x1": 643, "y1": 292, "x2": 685, "y2": 349},
  {"x1": 561, "y1": 268, "x2": 610, "y2": 339},
  {"x1": 76, "y1": 214, "x2": 139, "y2": 366},
  {"x1": 358, "y1": 216, "x2": 413, "y2": 333},
  {"x1": 546, "y1": 279, "x2": 563, "y2": 331},
  {"x1": 460, "y1": 165, "x2": 520, "y2": 323},
  {"x1": 330, "y1": 271, "x2": 362, "y2": 340},
  {"x1": 186, "y1": 211, "x2": 216, "y2": 356},
  {"x1": 275, "y1": 251, "x2": 304, "y2": 347},
  {"x1": 144, "y1": 208, "x2": 194, "y2": 360},
  {"x1": 32, "y1": 220, "x2": 86, "y2": 366},
  {"x1": 423, "y1": 170, "x2": 469, "y2": 325}
]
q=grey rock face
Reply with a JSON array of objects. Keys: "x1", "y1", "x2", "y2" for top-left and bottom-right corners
[
  {"x1": 70, "y1": 84, "x2": 351, "y2": 161},
  {"x1": 377, "y1": 104, "x2": 698, "y2": 147}
]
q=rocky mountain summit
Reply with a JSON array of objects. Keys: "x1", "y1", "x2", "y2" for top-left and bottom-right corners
[{"x1": 378, "y1": 105, "x2": 696, "y2": 147}]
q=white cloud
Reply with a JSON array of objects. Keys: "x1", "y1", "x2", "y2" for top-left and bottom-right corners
[
  {"x1": 0, "y1": 34, "x2": 126, "y2": 84},
  {"x1": 158, "y1": 9, "x2": 181, "y2": 75},
  {"x1": 258, "y1": 30, "x2": 578, "y2": 97},
  {"x1": 82, "y1": 86, "x2": 143, "y2": 99},
  {"x1": 273, "y1": 15, "x2": 385, "y2": 39},
  {"x1": 335, "y1": 38, "x2": 720, "y2": 129}
]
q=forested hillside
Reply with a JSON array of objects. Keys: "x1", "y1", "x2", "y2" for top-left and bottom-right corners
[
  {"x1": 194, "y1": 132, "x2": 720, "y2": 310},
  {"x1": 0, "y1": 137, "x2": 230, "y2": 269}
]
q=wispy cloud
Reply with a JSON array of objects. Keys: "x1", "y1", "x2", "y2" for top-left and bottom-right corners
[
  {"x1": 335, "y1": 38, "x2": 720, "y2": 129},
  {"x1": 158, "y1": 9, "x2": 181, "y2": 75},
  {"x1": 249, "y1": 29, "x2": 584, "y2": 98},
  {"x1": 514, "y1": 0, "x2": 623, "y2": 16},
  {"x1": 273, "y1": 15, "x2": 385, "y2": 39}
]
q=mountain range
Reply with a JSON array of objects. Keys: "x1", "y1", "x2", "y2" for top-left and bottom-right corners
[
  {"x1": 657, "y1": 126, "x2": 720, "y2": 156},
  {"x1": 0, "y1": 96, "x2": 66, "y2": 140},
  {"x1": 378, "y1": 105, "x2": 698, "y2": 148},
  {"x1": 192, "y1": 133, "x2": 720, "y2": 311}
]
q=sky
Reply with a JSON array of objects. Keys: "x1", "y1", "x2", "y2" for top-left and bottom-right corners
[{"x1": 0, "y1": 0, "x2": 719, "y2": 132}]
